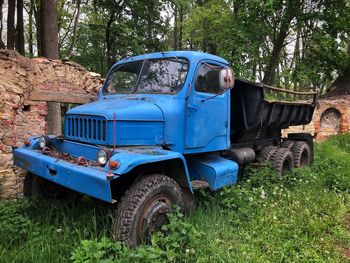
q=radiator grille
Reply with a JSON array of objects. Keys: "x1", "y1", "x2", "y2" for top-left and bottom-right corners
[{"x1": 65, "y1": 115, "x2": 107, "y2": 144}]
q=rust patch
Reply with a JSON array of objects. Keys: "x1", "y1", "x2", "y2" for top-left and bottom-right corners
[{"x1": 40, "y1": 147, "x2": 99, "y2": 167}]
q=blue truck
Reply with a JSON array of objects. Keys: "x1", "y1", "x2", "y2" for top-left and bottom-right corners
[{"x1": 13, "y1": 51, "x2": 317, "y2": 246}]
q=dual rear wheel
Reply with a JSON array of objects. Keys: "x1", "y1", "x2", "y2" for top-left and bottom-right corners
[{"x1": 259, "y1": 140, "x2": 311, "y2": 175}]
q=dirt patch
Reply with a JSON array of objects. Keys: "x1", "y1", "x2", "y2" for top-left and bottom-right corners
[
  {"x1": 340, "y1": 215, "x2": 350, "y2": 259},
  {"x1": 343, "y1": 248, "x2": 350, "y2": 259}
]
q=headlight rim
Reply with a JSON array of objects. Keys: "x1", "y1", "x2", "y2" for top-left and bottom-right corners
[
  {"x1": 97, "y1": 148, "x2": 109, "y2": 166},
  {"x1": 38, "y1": 136, "x2": 47, "y2": 149}
]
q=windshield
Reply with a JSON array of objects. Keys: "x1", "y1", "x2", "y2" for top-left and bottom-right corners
[{"x1": 104, "y1": 58, "x2": 189, "y2": 95}]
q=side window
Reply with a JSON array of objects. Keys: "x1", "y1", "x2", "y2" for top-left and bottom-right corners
[{"x1": 195, "y1": 63, "x2": 221, "y2": 94}]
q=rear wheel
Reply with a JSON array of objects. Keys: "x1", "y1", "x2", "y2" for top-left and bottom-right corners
[
  {"x1": 281, "y1": 140, "x2": 294, "y2": 149},
  {"x1": 271, "y1": 148, "x2": 294, "y2": 175},
  {"x1": 114, "y1": 174, "x2": 184, "y2": 247},
  {"x1": 291, "y1": 141, "x2": 311, "y2": 167},
  {"x1": 23, "y1": 172, "x2": 80, "y2": 202},
  {"x1": 258, "y1": 145, "x2": 278, "y2": 162}
]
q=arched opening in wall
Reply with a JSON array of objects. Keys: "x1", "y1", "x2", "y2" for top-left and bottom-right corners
[{"x1": 320, "y1": 107, "x2": 341, "y2": 137}]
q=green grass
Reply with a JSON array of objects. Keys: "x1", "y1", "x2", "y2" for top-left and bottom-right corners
[{"x1": 1, "y1": 134, "x2": 350, "y2": 262}]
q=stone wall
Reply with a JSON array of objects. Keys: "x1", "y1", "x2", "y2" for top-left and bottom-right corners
[
  {"x1": 283, "y1": 95, "x2": 350, "y2": 141},
  {"x1": 0, "y1": 50, "x2": 103, "y2": 198}
]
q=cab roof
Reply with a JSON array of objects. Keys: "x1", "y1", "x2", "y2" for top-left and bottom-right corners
[{"x1": 115, "y1": 51, "x2": 229, "y2": 66}]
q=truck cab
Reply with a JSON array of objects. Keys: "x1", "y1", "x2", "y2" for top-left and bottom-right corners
[
  {"x1": 65, "y1": 51, "x2": 232, "y2": 153},
  {"x1": 13, "y1": 51, "x2": 316, "y2": 247}
]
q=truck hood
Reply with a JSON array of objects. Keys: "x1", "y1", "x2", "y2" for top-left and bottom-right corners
[{"x1": 67, "y1": 97, "x2": 164, "y2": 121}]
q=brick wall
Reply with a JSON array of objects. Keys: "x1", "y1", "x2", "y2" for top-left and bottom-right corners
[
  {"x1": 283, "y1": 95, "x2": 350, "y2": 141},
  {"x1": 0, "y1": 50, "x2": 103, "y2": 198}
]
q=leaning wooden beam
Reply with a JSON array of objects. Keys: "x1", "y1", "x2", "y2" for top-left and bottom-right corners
[
  {"x1": 26, "y1": 89, "x2": 95, "y2": 104},
  {"x1": 262, "y1": 83, "x2": 317, "y2": 96},
  {"x1": 236, "y1": 77, "x2": 317, "y2": 96}
]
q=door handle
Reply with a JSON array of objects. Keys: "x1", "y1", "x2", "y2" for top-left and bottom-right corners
[{"x1": 188, "y1": 105, "x2": 197, "y2": 112}]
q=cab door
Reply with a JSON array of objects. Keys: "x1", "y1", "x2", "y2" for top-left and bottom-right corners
[{"x1": 185, "y1": 61, "x2": 230, "y2": 152}]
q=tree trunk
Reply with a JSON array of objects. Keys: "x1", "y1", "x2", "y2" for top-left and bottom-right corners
[
  {"x1": 105, "y1": 1, "x2": 124, "y2": 67},
  {"x1": 17, "y1": 0, "x2": 25, "y2": 55},
  {"x1": 46, "y1": 102, "x2": 62, "y2": 135},
  {"x1": 66, "y1": 0, "x2": 81, "y2": 58},
  {"x1": 262, "y1": 1, "x2": 300, "y2": 86},
  {"x1": 41, "y1": 0, "x2": 61, "y2": 135},
  {"x1": 106, "y1": 12, "x2": 116, "y2": 68},
  {"x1": 0, "y1": 0, "x2": 5, "y2": 48},
  {"x1": 262, "y1": 25, "x2": 289, "y2": 85},
  {"x1": 173, "y1": 4, "x2": 178, "y2": 50},
  {"x1": 28, "y1": 0, "x2": 34, "y2": 57},
  {"x1": 7, "y1": 0, "x2": 16, "y2": 50},
  {"x1": 33, "y1": 2, "x2": 41, "y2": 56},
  {"x1": 328, "y1": 64, "x2": 350, "y2": 94},
  {"x1": 41, "y1": 0, "x2": 59, "y2": 59},
  {"x1": 178, "y1": 4, "x2": 183, "y2": 50},
  {"x1": 328, "y1": 43, "x2": 350, "y2": 94},
  {"x1": 291, "y1": 29, "x2": 300, "y2": 91}
]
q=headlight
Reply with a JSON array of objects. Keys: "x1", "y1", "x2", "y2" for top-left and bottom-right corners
[
  {"x1": 38, "y1": 136, "x2": 47, "y2": 149},
  {"x1": 97, "y1": 149, "x2": 108, "y2": 166}
]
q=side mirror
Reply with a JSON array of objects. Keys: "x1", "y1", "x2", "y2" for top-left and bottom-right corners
[{"x1": 219, "y1": 68, "x2": 234, "y2": 90}]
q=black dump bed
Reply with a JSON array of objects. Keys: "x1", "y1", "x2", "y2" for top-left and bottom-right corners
[{"x1": 230, "y1": 78, "x2": 317, "y2": 144}]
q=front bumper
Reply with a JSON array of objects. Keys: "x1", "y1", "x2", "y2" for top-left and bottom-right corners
[{"x1": 13, "y1": 147, "x2": 113, "y2": 202}]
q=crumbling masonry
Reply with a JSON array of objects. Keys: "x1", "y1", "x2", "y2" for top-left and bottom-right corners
[{"x1": 0, "y1": 50, "x2": 103, "y2": 198}]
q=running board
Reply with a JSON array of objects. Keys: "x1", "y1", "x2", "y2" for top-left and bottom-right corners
[{"x1": 191, "y1": 180, "x2": 210, "y2": 190}]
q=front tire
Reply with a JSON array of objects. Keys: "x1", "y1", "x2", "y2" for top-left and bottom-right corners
[{"x1": 114, "y1": 174, "x2": 184, "y2": 247}]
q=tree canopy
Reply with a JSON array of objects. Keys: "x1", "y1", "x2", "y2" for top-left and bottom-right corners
[{"x1": 1, "y1": 0, "x2": 349, "y2": 93}]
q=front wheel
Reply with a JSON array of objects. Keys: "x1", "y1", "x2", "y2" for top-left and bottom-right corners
[{"x1": 113, "y1": 174, "x2": 184, "y2": 247}]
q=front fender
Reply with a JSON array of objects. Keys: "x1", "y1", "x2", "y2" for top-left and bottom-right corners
[{"x1": 106, "y1": 147, "x2": 193, "y2": 192}]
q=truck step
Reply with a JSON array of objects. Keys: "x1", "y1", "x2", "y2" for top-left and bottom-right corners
[{"x1": 191, "y1": 180, "x2": 210, "y2": 190}]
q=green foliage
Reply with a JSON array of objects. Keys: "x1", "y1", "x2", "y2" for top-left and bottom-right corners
[
  {"x1": 0, "y1": 200, "x2": 32, "y2": 244},
  {"x1": 14, "y1": 0, "x2": 350, "y2": 90},
  {"x1": 1, "y1": 135, "x2": 350, "y2": 262},
  {"x1": 313, "y1": 134, "x2": 350, "y2": 192},
  {"x1": 66, "y1": 0, "x2": 170, "y2": 75},
  {"x1": 182, "y1": 0, "x2": 350, "y2": 88},
  {"x1": 71, "y1": 207, "x2": 201, "y2": 263},
  {"x1": 71, "y1": 238, "x2": 128, "y2": 263},
  {"x1": 189, "y1": 135, "x2": 350, "y2": 262}
]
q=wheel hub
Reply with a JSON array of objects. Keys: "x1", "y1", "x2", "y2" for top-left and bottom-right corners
[{"x1": 138, "y1": 196, "x2": 172, "y2": 243}]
